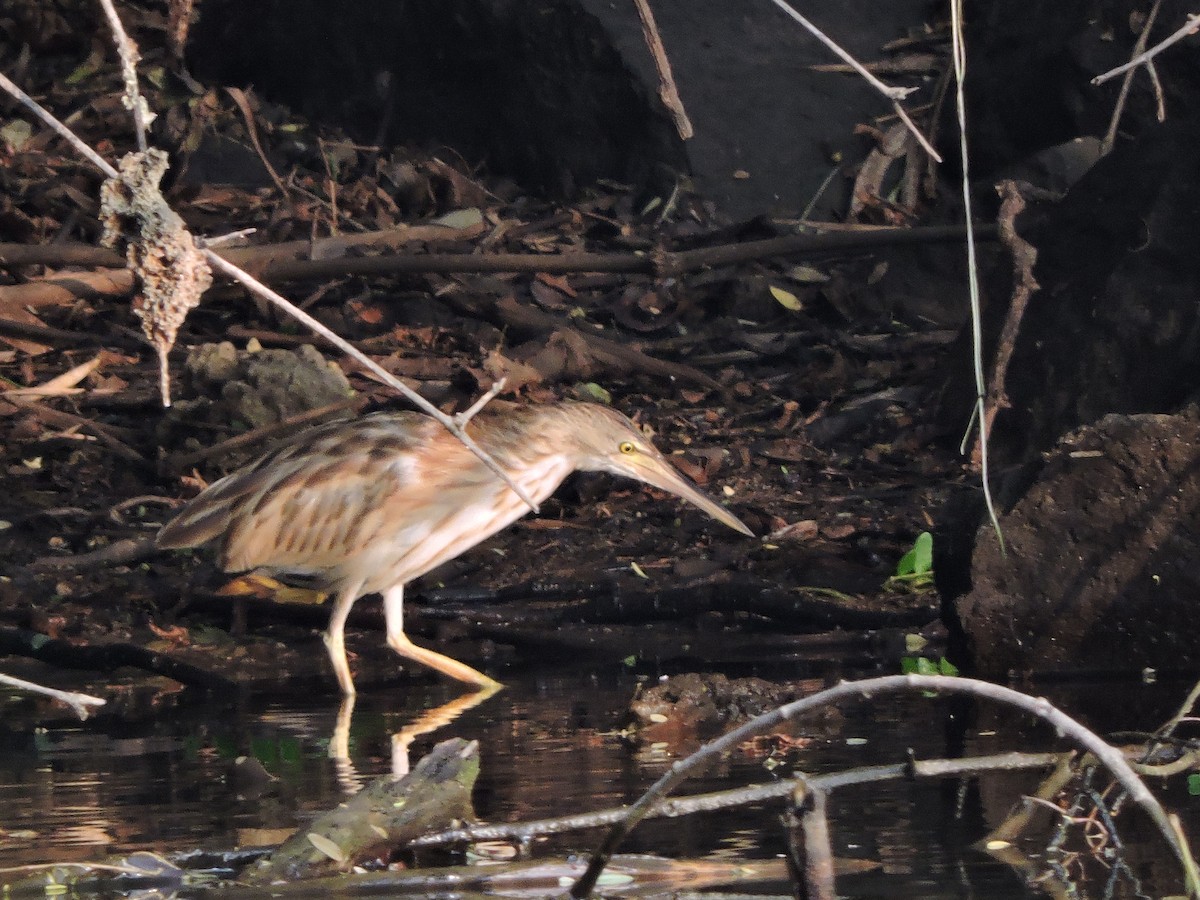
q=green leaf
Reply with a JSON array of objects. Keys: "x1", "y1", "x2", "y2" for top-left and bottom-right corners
[
  {"x1": 895, "y1": 531, "x2": 933, "y2": 577},
  {"x1": 900, "y1": 656, "x2": 957, "y2": 677},
  {"x1": 578, "y1": 382, "x2": 612, "y2": 404},
  {"x1": 1189, "y1": 774, "x2": 1200, "y2": 796}
]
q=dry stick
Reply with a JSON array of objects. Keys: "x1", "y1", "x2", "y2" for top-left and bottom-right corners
[
  {"x1": 569, "y1": 675, "x2": 1196, "y2": 899},
  {"x1": 2, "y1": 397, "x2": 146, "y2": 463},
  {"x1": 0, "y1": 672, "x2": 106, "y2": 720},
  {"x1": 1093, "y1": 11, "x2": 1200, "y2": 85},
  {"x1": 0, "y1": 315, "x2": 134, "y2": 349},
  {"x1": 762, "y1": 0, "x2": 941, "y2": 163},
  {"x1": 0, "y1": 72, "x2": 119, "y2": 179},
  {"x1": 488, "y1": 295, "x2": 721, "y2": 390},
  {"x1": 0, "y1": 625, "x2": 236, "y2": 691},
  {"x1": 0, "y1": 222, "x2": 978, "y2": 275},
  {"x1": 632, "y1": 0, "x2": 693, "y2": 140},
  {"x1": 225, "y1": 86, "x2": 292, "y2": 200},
  {"x1": 792, "y1": 785, "x2": 835, "y2": 900},
  {"x1": 0, "y1": 269, "x2": 136, "y2": 310},
  {"x1": 97, "y1": 0, "x2": 150, "y2": 152},
  {"x1": 0, "y1": 220, "x2": 482, "y2": 271},
  {"x1": 410, "y1": 750, "x2": 1063, "y2": 848},
  {"x1": 972, "y1": 181, "x2": 1038, "y2": 468},
  {"x1": 983, "y1": 752, "x2": 1081, "y2": 847},
  {"x1": 1101, "y1": 0, "x2": 1164, "y2": 155},
  {"x1": 1147, "y1": 55, "x2": 1168, "y2": 122},
  {"x1": 0, "y1": 69, "x2": 536, "y2": 513},
  {"x1": 226, "y1": 224, "x2": 992, "y2": 283}
]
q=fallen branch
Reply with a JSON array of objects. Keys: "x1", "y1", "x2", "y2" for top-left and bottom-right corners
[
  {"x1": 246, "y1": 738, "x2": 480, "y2": 882},
  {"x1": 409, "y1": 749, "x2": 1062, "y2": 848},
  {"x1": 0, "y1": 221, "x2": 485, "y2": 272},
  {"x1": 571, "y1": 674, "x2": 1198, "y2": 898},
  {"x1": 27, "y1": 537, "x2": 157, "y2": 572},
  {"x1": 0, "y1": 626, "x2": 235, "y2": 691},
  {"x1": 0, "y1": 223, "x2": 994, "y2": 297}
]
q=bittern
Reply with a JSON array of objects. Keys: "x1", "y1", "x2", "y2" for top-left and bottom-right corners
[{"x1": 157, "y1": 401, "x2": 753, "y2": 695}]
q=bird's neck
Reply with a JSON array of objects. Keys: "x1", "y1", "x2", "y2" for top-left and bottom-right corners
[
  {"x1": 506, "y1": 451, "x2": 578, "y2": 508},
  {"x1": 470, "y1": 405, "x2": 587, "y2": 504}
]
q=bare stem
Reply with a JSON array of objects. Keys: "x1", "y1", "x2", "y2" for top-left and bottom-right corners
[
  {"x1": 1092, "y1": 12, "x2": 1200, "y2": 85},
  {"x1": 632, "y1": 0, "x2": 693, "y2": 140},
  {"x1": 0, "y1": 672, "x2": 106, "y2": 720},
  {"x1": 0, "y1": 71, "x2": 118, "y2": 178},
  {"x1": 96, "y1": 0, "x2": 150, "y2": 152},
  {"x1": 763, "y1": 0, "x2": 941, "y2": 163}
]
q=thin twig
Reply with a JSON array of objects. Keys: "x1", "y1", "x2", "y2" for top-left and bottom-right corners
[
  {"x1": 3, "y1": 396, "x2": 146, "y2": 463},
  {"x1": 0, "y1": 672, "x2": 106, "y2": 720},
  {"x1": 570, "y1": 675, "x2": 1195, "y2": 899},
  {"x1": 973, "y1": 180, "x2": 1038, "y2": 467},
  {"x1": 950, "y1": 0, "x2": 1004, "y2": 552},
  {"x1": 96, "y1": 0, "x2": 150, "y2": 152},
  {"x1": 632, "y1": 0, "x2": 693, "y2": 140},
  {"x1": 763, "y1": 0, "x2": 941, "y2": 163},
  {"x1": 1092, "y1": 11, "x2": 1200, "y2": 85},
  {"x1": 1101, "y1": 0, "x2": 1163, "y2": 155},
  {"x1": 454, "y1": 378, "x2": 507, "y2": 427},
  {"x1": 0, "y1": 72, "x2": 118, "y2": 178},
  {"x1": 0, "y1": 224, "x2": 993, "y2": 285},
  {"x1": 1146, "y1": 57, "x2": 1167, "y2": 122}
]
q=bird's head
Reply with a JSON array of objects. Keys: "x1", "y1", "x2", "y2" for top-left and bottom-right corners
[{"x1": 557, "y1": 403, "x2": 754, "y2": 537}]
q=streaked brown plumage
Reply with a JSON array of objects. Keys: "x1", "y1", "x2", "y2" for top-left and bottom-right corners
[{"x1": 157, "y1": 401, "x2": 753, "y2": 695}]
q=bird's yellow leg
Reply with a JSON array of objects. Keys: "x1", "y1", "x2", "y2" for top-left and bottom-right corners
[
  {"x1": 382, "y1": 585, "x2": 502, "y2": 689},
  {"x1": 323, "y1": 581, "x2": 365, "y2": 697}
]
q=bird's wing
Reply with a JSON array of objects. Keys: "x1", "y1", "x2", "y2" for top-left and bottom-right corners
[{"x1": 157, "y1": 414, "x2": 439, "y2": 575}]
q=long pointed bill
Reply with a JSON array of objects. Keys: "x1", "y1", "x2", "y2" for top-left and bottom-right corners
[{"x1": 631, "y1": 457, "x2": 755, "y2": 537}]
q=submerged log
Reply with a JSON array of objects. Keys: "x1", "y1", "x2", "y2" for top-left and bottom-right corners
[{"x1": 247, "y1": 738, "x2": 480, "y2": 883}]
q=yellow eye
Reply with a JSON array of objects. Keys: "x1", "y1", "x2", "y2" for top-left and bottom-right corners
[{"x1": 618, "y1": 441, "x2": 636, "y2": 455}]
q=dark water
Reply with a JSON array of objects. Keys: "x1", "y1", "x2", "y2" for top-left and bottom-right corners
[{"x1": 0, "y1": 664, "x2": 1196, "y2": 899}]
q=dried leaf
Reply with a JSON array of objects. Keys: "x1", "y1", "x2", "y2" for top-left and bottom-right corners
[
  {"x1": 3, "y1": 355, "x2": 103, "y2": 397},
  {"x1": 769, "y1": 285, "x2": 802, "y2": 311},
  {"x1": 306, "y1": 833, "x2": 346, "y2": 863},
  {"x1": 431, "y1": 207, "x2": 484, "y2": 229}
]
